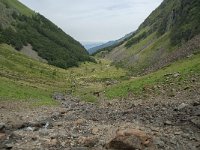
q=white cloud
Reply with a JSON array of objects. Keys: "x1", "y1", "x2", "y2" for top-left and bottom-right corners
[{"x1": 19, "y1": 0, "x2": 163, "y2": 42}]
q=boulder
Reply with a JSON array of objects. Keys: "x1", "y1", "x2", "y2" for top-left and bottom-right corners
[{"x1": 105, "y1": 129, "x2": 154, "y2": 150}]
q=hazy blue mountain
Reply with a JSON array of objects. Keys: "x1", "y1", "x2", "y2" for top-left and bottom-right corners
[
  {"x1": 88, "y1": 32, "x2": 134, "y2": 54},
  {"x1": 82, "y1": 42, "x2": 105, "y2": 51}
]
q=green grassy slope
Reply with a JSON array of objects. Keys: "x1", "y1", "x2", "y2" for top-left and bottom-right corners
[
  {"x1": 99, "y1": 0, "x2": 200, "y2": 75},
  {"x1": 0, "y1": 44, "x2": 125, "y2": 105},
  {"x1": 0, "y1": 0, "x2": 93, "y2": 68},
  {"x1": 4, "y1": 0, "x2": 34, "y2": 16},
  {"x1": 106, "y1": 51, "x2": 200, "y2": 99},
  {"x1": 1, "y1": 44, "x2": 199, "y2": 104}
]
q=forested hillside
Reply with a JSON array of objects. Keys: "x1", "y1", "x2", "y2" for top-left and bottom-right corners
[{"x1": 0, "y1": 0, "x2": 94, "y2": 68}]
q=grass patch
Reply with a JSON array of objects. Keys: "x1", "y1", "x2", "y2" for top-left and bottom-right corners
[
  {"x1": 67, "y1": 59, "x2": 126, "y2": 101},
  {"x1": 0, "y1": 77, "x2": 57, "y2": 106}
]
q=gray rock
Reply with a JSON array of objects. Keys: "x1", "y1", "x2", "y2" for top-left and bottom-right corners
[
  {"x1": 191, "y1": 117, "x2": 200, "y2": 128},
  {"x1": 182, "y1": 133, "x2": 190, "y2": 139},
  {"x1": 164, "y1": 73, "x2": 173, "y2": 76},
  {"x1": 177, "y1": 103, "x2": 188, "y2": 111},
  {"x1": 52, "y1": 92, "x2": 64, "y2": 100},
  {"x1": 71, "y1": 147, "x2": 88, "y2": 150},
  {"x1": 174, "y1": 131, "x2": 182, "y2": 135},
  {"x1": 164, "y1": 120, "x2": 172, "y2": 125},
  {"x1": 25, "y1": 127, "x2": 35, "y2": 131},
  {"x1": 194, "y1": 109, "x2": 200, "y2": 116},
  {"x1": 150, "y1": 127, "x2": 160, "y2": 132},
  {"x1": 39, "y1": 129, "x2": 49, "y2": 136},
  {"x1": 154, "y1": 137, "x2": 165, "y2": 148},
  {"x1": 0, "y1": 123, "x2": 5, "y2": 131},
  {"x1": 174, "y1": 73, "x2": 181, "y2": 77},
  {"x1": 5, "y1": 143, "x2": 13, "y2": 149},
  {"x1": 44, "y1": 122, "x2": 49, "y2": 129}
]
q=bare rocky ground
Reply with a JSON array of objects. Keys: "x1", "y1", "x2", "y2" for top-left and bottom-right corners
[{"x1": 0, "y1": 89, "x2": 200, "y2": 150}]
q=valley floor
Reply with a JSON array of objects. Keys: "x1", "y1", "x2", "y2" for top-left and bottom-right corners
[
  {"x1": 0, "y1": 88, "x2": 199, "y2": 150},
  {"x1": 0, "y1": 44, "x2": 200, "y2": 149}
]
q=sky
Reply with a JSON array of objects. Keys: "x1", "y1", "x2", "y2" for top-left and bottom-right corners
[{"x1": 19, "y1": 0, "x2": 163, "y2": 43}]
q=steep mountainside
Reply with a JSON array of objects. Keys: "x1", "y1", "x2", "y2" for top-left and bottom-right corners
[
  {"x1": 99, "y1": 0, "x2": 200, "y2": 75},
  {"x1": 0, "y1": 0, "x2": 93, "y2": 68}
]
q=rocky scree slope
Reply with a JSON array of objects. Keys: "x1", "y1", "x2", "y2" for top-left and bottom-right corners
[{"x1": 0, "y1": 91, "x2": 199, "y2": 149}]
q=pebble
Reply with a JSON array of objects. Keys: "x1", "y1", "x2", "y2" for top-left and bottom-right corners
[
  {"x1": 91, "y1": 127, "x2": 99, "y2": 135},
  {"x1": 182, "y1": 133, "x2": 190, "y2": 139},
  {"x1": 150, "y1": 127, "x2": 160, "y2": 132},
  {"x1": 51, "y1": 138, "x2": 58, "y2": 146},
  {"x1": 25, "y1": 127, "x2": 35, "y2": 131},
  {"x1": 191, "y1": 118, "x2": 200, "y2": 128},
  {"x1": 177, "y1": 103, "x2": 188, "y2": 111},
  {"x1": 164, "y1": 120, "x2": 173, "y2": 125},
  {"x1": 154, "y1": 137, "x2": 165, "y2": 148},
  {"x1": 174, "y1": 73, "x2": 181, "y2": 77},
  {"x1": 174, "y1": 131, "x2": 182, "y2": 135},
  {"x1": 71, "y1": 147, "x2": 88, "y2": 150},
  {"x1": 39, "y1": 129, "x2": 49, "y2": 136}
]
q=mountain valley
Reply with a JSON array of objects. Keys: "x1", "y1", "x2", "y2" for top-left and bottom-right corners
[{"x1": 0, "y1": 0, "x2": 200, "y2": 149}]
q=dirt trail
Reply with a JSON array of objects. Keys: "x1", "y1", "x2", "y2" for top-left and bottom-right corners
[{"x1": 0, "y1": 91, "x2": 200, "y2": 150}]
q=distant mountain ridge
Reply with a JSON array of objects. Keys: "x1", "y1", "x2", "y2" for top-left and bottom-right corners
[
  {"x1": 88, "y1": 32, "x2": 134, "y2": 54},
  {"x1": 83, "y1": 42, "x2": 105, "y2": 50},
  {"x1": 0, "y1": 0, "x2": 93, "y2": 68}
]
